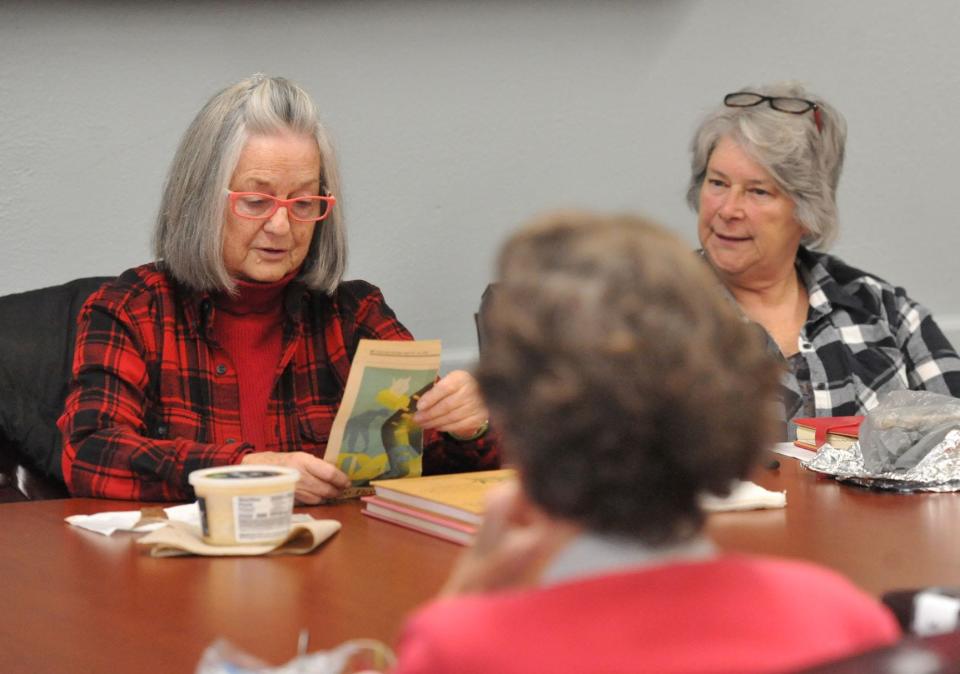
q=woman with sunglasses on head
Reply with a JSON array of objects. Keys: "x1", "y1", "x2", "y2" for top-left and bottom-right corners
[
  {"x1": 57, "y1": 75, "x2": 496, "y2": 502},
  {"x1": 689, "y1": 82, "x2": 960, "y2": 436}
]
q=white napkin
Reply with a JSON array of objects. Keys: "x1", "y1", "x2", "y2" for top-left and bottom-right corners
[
  {"x1": 65, "y1": 502, "x2": 203, "y2": 536},
  {"x1": 701, "y1": 480, "x2": 786, "y2": 512}
]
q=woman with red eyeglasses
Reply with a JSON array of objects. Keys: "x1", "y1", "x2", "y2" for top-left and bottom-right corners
[
  {"x1": 688, "y1": 82, "x2": 960, "y2": 437},
  {"x1": 57, "y1": 75, "x2": 496, "y2": 502}
]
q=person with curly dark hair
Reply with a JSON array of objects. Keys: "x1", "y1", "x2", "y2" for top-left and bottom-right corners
[{"x1": 391, "y1": 211, "x2": 898, "y2": 674}]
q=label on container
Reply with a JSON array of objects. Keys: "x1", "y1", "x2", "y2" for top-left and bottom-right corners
[
  {"x1": 232, "y1": 492, "x2": 295, "y2": 542},
  {"x1": 198, "y1": 496, "x2": 209, "y2": 538}
]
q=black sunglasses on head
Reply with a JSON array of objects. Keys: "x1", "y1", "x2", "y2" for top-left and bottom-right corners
[{"x1": 723, "y1": 92, "x2": 823, "y2": 133}]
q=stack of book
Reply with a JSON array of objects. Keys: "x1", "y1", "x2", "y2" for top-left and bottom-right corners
[{"x1": 361, "y1": 469, "x2": 515, "y2": 545}]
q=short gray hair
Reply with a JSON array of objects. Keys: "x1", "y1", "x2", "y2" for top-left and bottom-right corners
[
  {"x1": 686, "y1": 82, "x2": 847, "y2": 251},
  {"x1": 153, "y1": 74, "x2": 346, "y2": 293}
]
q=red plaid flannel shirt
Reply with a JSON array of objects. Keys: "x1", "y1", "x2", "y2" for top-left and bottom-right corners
[{"x1": 58, "y1": 264, "x2": 498, "y2": 500}]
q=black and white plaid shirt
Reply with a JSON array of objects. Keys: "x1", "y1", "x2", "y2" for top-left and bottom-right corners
[{"x1": 774, "y1": 248, "x2": 960, "y2": 433}]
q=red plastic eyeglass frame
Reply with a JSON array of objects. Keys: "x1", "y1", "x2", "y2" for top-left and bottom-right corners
[{"x1": 227, "y1": 191, "x2": 336, "y2": 222}]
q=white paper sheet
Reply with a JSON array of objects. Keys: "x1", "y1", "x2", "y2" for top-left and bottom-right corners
[{"x1": 770, "y1": 441, "x2": 817, "y2": 462}]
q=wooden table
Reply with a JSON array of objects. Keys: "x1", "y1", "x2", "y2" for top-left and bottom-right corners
[
  {"x1": 3, "y1": 457, "x2": 960, "y2": 673},
  {"x1": 1, "y1": 498, "x2": 459, "y2": 673},
  {"x1": 708, "y1": 456, "x2": 960, "y2": 596}
]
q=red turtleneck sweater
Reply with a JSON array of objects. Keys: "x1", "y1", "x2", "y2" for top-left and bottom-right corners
[{"x1": 210, "y1": 274, "x2": 294, "y2": 453}]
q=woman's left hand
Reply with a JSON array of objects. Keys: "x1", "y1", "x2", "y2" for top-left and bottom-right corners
[{"x1": 413, "y1": 369, "x2": 488, "y2": 438}]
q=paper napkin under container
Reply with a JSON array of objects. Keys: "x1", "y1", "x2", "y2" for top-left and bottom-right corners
[{"x1": 65, "y1": 502, "x2": 340, "y2": 557}]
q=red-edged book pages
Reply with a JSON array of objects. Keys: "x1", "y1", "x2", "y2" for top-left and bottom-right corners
[
  {"x1": 362, "y1": 496, "x2": 477, "y2": 546},
  {"x1": 794, "y1": 416, "x2": 864, "y2": 451}
]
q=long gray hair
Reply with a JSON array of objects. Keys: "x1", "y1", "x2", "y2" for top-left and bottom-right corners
[
  {"x1": 687, "y1": 82, "x2": 847, "y2": 251},
  {"x1": 153, "y1": 74, "x2": 346, "y2": 293}
]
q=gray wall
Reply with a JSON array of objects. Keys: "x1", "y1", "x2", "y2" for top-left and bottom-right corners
[{"x1": 3, "y1": 0, "x2": 959, "y2": 370}]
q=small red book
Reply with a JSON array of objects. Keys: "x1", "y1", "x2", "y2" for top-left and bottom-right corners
[{"x1": 793, "y1": 416, "x2": 864, "y2": 451}]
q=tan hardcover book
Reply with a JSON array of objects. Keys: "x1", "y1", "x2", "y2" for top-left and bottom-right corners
[{"x1": 370, "y1": 469, "x2": 516, "y2": 525}]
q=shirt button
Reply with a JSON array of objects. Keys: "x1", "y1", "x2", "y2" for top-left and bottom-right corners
[
  {"x1": 225, "y1": 438, "x2": 236, "y2": 444},
  {"x1": 215, "y1": 364, "x2": 227, "y2": 375}
]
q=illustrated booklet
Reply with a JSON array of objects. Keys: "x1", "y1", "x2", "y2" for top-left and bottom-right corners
[{"x1": 323, "y1": 339, "x2": 440, "y2": 486}]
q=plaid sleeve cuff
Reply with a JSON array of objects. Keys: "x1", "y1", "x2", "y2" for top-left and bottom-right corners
[{"x1": 422, "y1": 428, "x2": 500, "y2": 475}]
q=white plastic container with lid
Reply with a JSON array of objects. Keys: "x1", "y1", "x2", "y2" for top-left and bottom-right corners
[{"x1": 188, "y1": 465, "x2": 299, "y2": 546}]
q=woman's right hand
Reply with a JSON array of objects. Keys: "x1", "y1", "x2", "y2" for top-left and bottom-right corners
[{"x1": 241, "y1": 451, "x2": 350, "y2": 504}]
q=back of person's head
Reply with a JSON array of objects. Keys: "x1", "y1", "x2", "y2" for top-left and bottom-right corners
[
  {"x1": 153, "y1": 73, "x2": 346, "y2": 293},
  {"x1": 687, "y1": 81, "x2": 847, "y2": 251},
  {"x1": 476, "y1": 211, "x2": 780, "y2": 544}
]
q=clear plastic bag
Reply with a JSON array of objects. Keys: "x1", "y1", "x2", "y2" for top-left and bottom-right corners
[
  {"x1": 196, "y1": 637, "x2": 396, "y2": 674},
  {"x1": 860, "y1": 391, "x2": 960, "y2": 473}
]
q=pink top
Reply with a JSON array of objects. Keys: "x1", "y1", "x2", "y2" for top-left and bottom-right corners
[{"x1": 392, "y1": 555, "x2": 899, "y2": 674}]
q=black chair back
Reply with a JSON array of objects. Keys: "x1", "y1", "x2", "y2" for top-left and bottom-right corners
[
  {"x1": 475, "y1": 283, "x2": 498, "y2": 353},
  {"x1": 0, "y1": 276, "x2": 113, "y2": 500}
]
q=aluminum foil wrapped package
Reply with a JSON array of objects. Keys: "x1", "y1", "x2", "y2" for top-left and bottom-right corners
[{"x1": 803, "y1": 391, "x2": 960, "y2": 492}]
